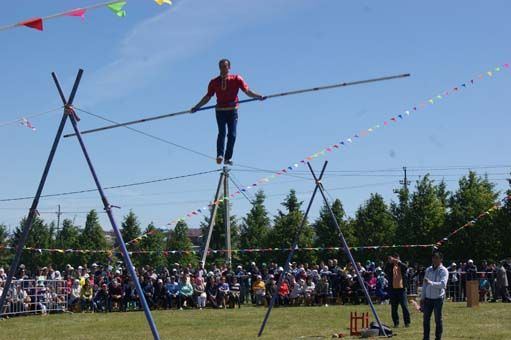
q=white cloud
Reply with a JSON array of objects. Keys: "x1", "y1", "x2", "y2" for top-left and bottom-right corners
[{"x1": 80, "y1": 0, "x2": 302, "y2": 105}]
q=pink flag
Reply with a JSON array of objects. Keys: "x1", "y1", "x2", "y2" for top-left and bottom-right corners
[{"x1": 66, "y1": 8, "x2": 87, "y2": 20}]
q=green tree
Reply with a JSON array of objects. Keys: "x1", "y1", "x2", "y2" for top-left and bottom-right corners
[
  {"x1": 137, "y1": 222, "x2": 166, "y2": 269},
  {"x1": 200, "y1": 199, "x2": 240, "y2": 264},
  {"x1": 444, "y1": 171, "x2": 499, "y2": 261},
  {"x1": 0, "y1": 224, "x2": 10, "y2": 266},
  {"x1": 78, "y1": 210, "x2": 107, "y2": 265},
  {"x1": 11, "y1": 216, "x2": 52, "y2": 270},
  {"x1": 240, "y1": 190, "x2": 271, "y2": 263},
  {"x1": 121, "y1": 210, "x2": 142, "y2": 251},
  {"x1": 167, "y1": 220, "x2": 196, "y2": 266},
  {"x1": 353, "y1": 193, "x2": 397, "y2": 246},
  {"x1": 313, "y1": 199, "x2": 355, "y2": 261},
  {"x1": 53, "y1": 219, "x2": 81, "y2": 269},
  {"x1": 268, "y1": 190, "x2": 315, "y2": 264},
  {"x1": 391, "y1": 185, "x2": 412, "y2": 245}
]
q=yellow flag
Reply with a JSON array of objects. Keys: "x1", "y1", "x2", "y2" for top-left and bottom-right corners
[{"x1": 155, "y1": 0, "x2": 172, "y2": 5}]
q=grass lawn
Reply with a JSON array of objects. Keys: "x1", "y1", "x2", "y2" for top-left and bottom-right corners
[{"x1": 0, "y1": 303, "x2": 509, "y2": 339}]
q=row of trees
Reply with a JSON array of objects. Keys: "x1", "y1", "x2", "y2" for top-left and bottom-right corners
[{"x1": 0, "y1": 171, "x2": 509, "y2": 271}]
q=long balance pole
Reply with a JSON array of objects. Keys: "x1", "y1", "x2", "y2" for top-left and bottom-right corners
[
  {"x1": 307, "y1": 162, "x2": 388, "y2": 337},
  {"x1": 52, "y1": 71, "x2": 161, "y2": 340},
  {"x1": 64, "y1": 73, "x2": 410, "y2": 138},
  {"x1": 0, "y1": 70, "x2": 82, "y2": 315}
]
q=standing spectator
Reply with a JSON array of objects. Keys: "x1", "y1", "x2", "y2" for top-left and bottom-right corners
[
  {"x1": 153, "y1": 279, "x2": 166, "y2": 309},
  {"x1": 384, "y1": 254, "x2": 411, "y2": 328},
  {"x1": 229, "y1": 277, "x2": 241, "y2": 308},
  {"x1": 421, "y1": 251, "x2": 449, "y2": 340},
  {"x1": 447, "y1": 263, "x2": 459, "y2": 302},
  {"x1": 316, "y1": 275, "x2": 330, "y2": 306},
  {"x1": 496, "y1": 261, "x2": 511, "y2": 303},
  {"x1": 465, "y1": 260, "x2": 478, "y2": 281}
]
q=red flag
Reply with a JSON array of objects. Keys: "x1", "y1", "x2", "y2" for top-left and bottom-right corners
[{"x1": 19, "y1": 18, "x2": 43, "y2": 31}]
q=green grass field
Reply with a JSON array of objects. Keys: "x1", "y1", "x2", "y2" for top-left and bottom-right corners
[{"x1": 1, "y1": 303, "x2": 509, "y2": 340}]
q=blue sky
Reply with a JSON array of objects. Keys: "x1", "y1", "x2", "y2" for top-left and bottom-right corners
[{"x1": 1, "y1": 0, "x2": 510, "y2": 234}]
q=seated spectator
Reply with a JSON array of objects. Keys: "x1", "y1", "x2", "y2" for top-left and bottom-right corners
[
  {"x1": 93, "y1": 283, "x2": 111, "y2": 312},
  {"x1": 153, "y1": 279, "x2": 166, "y2": 309},
  {"x1": 142, "y1": 277, "x2": 155, "y2": 309},
  {"x1": 80, "y1": 279, "x2": 94, "y2": 312},
  {"x1": 122, "y1": 279, "x2": 139, "y2": 311},
  {"x1": 252, "y1": 275, "x2": 266, "y2": 306},
  {"x1": 165, "y1": 276, "x2": 179, "y2": 309},
  {"x1": 193, "y1": 276, "x2": 207, "y2": 310},
  {"x1": 69, "y1": 279, "x2": 81, "y2": 311},
  {"x1": 206, "y1": 276, "x2": 219, "y2": 308},
  {"x1": 178, "y1": 275, "x2": 194, "y2": 309},
  {"x1": 278, "y1": 279, "x2": 290, "y2": 306},
  {"x1": 289, "y1": 278, "x2": 305, "y2": 306},
  {"x1": 304, "y1": 276, "x2": 316, "y2": 306},
  {"x1": 109, "y1": 279, "x2": 123, "y2": 311},
  {"x1": 217, "y1": 276, "x2": 230, "y2": 308}
]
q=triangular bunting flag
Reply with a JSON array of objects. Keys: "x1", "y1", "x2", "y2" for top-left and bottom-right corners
[
  {"x1": 19, "y1": 18, "x2": 43, "y2": 31},
  {"x1": 155, "y1": 0, "x2": 173, "y2": 5},
  {"x1": 108, "y1": 1, "x2": 127, "y2": 17},
  {"x1": 66, "y1": 8, "x2": 87, "y2": 20}
]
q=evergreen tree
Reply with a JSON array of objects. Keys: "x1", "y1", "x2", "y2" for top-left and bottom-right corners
[
  {"x1": 121, "y1": 210, "x2": 142, "y2": 250},
  {"x1": 11, "y1": 216, "x2": 52, "y2": 270},
  {"x1": 444, "y1": 171, "x2": 499, "y2": 260},
  {"x1": 79, "y1": 210, "x2": 107, "y2": 265},
  {"x1": 0, "y1": 224, "x2": 9, "y2": 266},
  {"x1": 240, "y1": 190, "x2": 271, "y2": 263},
  {"x1": 54, "y1": 219, "x2": 81, "y2": 269},
  {"x1": 167, "y1": 220, "x2": 196, "y2": 266},
  {"x1": 353, "y1": 193, "x2": 397, "y2": 246},
  {"x1": 200, "y1": 199, "x2": 239, "y2": 264},
  {"x1": 137, "y1": 222, "x2": 166, "y2": 269},
  {"x1": 391, "y1": 185, "x2": 412, "y2": 245},
  {"x1": 313, "y1": 199, "x2": 355, "y2": 261},
  {"x1": 268, "y1": 190, "x2": 315, "y2": 264}
]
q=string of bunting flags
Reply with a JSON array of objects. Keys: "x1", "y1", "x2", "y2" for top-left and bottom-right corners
[
  {"x1": 9, "y1": 194, "x2": 505, "y2": 257},
  {"x1": 435, "y1": 195, "x2": 511, "y2": 248},
  {"x1": 0, "y1": 0, "x2": 172, "y2": 33},
  {"x1": 163, "y1": 63, "x2": 510, "y2": 229},
  {"x1": 0, "y1": 244, "x2": 437, "y2": 257}
]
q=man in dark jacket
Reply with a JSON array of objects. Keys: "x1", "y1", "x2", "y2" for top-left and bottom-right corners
[{"x1": 384, "y1": 253, "x2": 411, "y2": 328}]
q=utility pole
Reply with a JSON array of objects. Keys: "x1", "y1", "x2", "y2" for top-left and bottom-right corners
[{"x1": 394, "y1": 166, "x2": 411, "y2": 194}]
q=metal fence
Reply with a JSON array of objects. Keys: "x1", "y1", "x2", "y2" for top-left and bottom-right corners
[
  {"x1": 407, "y1": 271, "x2": 500, "y2": 302},
  {"x1": 1, "y1": 279, "x2": 68, "y2": 316}
]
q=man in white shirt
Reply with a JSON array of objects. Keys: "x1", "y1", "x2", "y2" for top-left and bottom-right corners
[{"x1": 421, "y1": 250, "x2": 449, "y2": 340}]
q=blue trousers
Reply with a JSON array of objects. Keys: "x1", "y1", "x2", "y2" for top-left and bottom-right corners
[
  {"x1": 423, "y1": 298, "x2": 443, "y2": 340},
  {"x1": 216, "y1": 109, "x2": 238, "y2": 160},
  {"x1": 389, "y1": 288, "x2": 411, "y2": 326}
]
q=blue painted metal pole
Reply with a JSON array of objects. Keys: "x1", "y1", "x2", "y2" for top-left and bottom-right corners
[
  {"x1": 0, "y1": 70, "x2": 83, "y2": 316},
  {"x1": 51, "y1": 71, "x2": 161, "y2": 340},
  {"x1": 307, "y1": 162, "x2": 388, "y2": 337},
  {"x1": 257, "y1": 161, "x2": 328, "y2": 337}
]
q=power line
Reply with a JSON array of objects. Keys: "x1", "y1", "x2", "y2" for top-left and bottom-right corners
[
  {"x1": 0, "y1": 169, "x2": 220, "y2": 202},
  {"x1": 75, "y1": 107, "x2": 311, "y2": 181}
]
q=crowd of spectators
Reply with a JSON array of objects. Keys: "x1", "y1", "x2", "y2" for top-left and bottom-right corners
[{"x1": 1, "y1": 257, "x2": 509, "y2": 318}]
